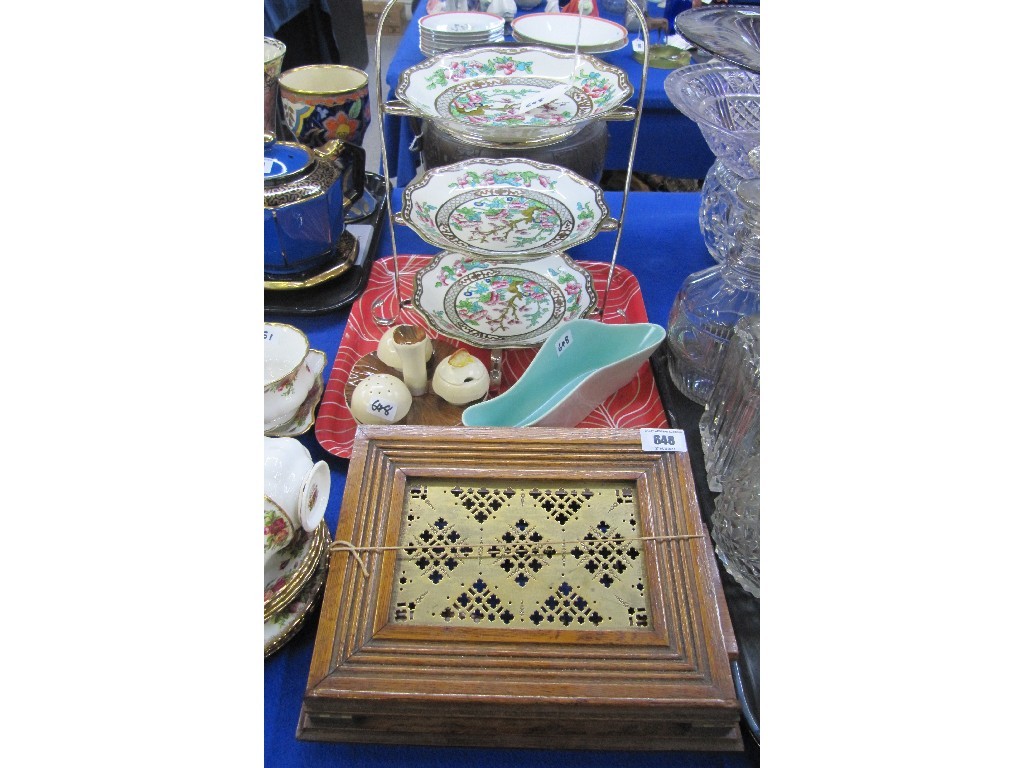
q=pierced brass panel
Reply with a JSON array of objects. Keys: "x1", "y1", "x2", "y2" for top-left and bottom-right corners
[{"x1": 390, "y1": 478, "x2": 651, "y2": 630}]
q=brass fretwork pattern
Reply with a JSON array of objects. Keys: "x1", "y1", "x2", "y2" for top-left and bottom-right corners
[{"x1": 390, "y1": 479, "x2": 651, "y2": 630}]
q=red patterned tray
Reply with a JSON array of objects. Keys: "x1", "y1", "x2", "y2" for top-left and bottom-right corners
[{"x1": 315, "y1": 256, "x2": 669, "y2": 459}]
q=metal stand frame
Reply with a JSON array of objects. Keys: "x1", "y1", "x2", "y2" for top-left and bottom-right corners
[{"x1": 369, "y1": 0, "x2": 651, "y2": 327}]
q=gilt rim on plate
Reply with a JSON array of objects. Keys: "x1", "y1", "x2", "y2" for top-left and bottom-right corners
[
  {"x1": 410, "y1": 251, "x2": 596, "y2": 349},
  {"x1": 264, "y1": 520, "x2": 329, "y2": 620},
  {"x1": 400, "y1": 157, "x2": 612, "y2": 258},
  {"x1": 393, "y1": 45, "x2": 633, "y2": 145}
]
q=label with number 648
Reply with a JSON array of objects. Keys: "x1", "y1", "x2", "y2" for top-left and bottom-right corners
[
  {"x1": 639, "y1": 428, "x2": 688, "y2": 453},
  {"x1": 555, "y1": 330, "x2": 573, "y2": 357}
]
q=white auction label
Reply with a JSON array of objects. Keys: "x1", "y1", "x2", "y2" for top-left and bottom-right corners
[
  {"x1": 554, "y1": 329, "x2": 573, "y2": 357},
  {"x1": 370, "y1": 397, "x2": 402, "y2": 423},
  {"x1": 640, "y1": 428, "x2": 688, "y2": 453},
  {"x1": 517, "y1": 85, "x2": 567, "y2": 114}
]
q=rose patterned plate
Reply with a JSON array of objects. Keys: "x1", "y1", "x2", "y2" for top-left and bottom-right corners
[
  {"x1": 396, "y1": 158, "x2": 616, "y2": 258},
  {"x1": 411, "y1": 252, "x2": 597, "y2": 349},
  {"x1": 264, "y1": 519, "x2": 329, "y2": 621},
  {"x1": 391, "y1": 46, "x2": 634, "y2": 146},
  {"x1": 264, "y1": 543, "x2": 330, "y2": 659}
]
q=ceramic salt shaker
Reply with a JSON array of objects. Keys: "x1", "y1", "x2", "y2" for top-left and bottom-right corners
[
  {"x1": 350, "y1": 373, "x2": 413, "y2": 424},
  {"x1": 392, "y1": 325, "x2": 431, "y2": 396}
]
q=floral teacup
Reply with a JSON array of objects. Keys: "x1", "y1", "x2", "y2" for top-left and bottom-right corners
[
  {"x1": 279, "y1": 64, "x2": 372, "y2": 148},
  {"x1": 265, "y1": 323, "x2": 324, "y2": 431},
  {"x1": 264, "y1": 436, "x2": 330, "y2": 564}
]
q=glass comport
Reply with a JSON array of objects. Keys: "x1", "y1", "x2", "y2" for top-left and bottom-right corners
[
  {"x1": 666, "y1": 177, "x2": 759, "y2": 404},
  {"x1": 699, "y1": 313, "x2": 759, "y2": 492},
  {"x1": 711, "y1": 451, "x2": 759, "y2": 598}
]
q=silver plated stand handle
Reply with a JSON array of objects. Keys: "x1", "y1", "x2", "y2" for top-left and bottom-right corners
[
  {"x1": 599, "y1": 0, "x2": 649, "y2": 320},
  {"x1": 371, "y1": 0, "x2": 405, "y2": 327}
]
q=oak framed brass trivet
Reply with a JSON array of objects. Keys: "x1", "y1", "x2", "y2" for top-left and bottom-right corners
[{"x1": 299, "y1": 426, "x2": 741, "y2": 751}]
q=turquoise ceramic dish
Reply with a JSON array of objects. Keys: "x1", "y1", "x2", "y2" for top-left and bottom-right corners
[{"x1": 462, "y1": 319, "x2": 666, "y2": 428}]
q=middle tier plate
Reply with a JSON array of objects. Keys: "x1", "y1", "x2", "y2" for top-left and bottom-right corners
[
  {"x1": 396, "y1": 158, "x2": 616, "y2": 257},
  {"x1": 411, "y1": 251, "x2": 596, "y2": 349}
]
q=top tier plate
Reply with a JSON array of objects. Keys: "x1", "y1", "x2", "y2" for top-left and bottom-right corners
[{"x1": 392, "y1": 45, "x2": 634, "y2": 146}]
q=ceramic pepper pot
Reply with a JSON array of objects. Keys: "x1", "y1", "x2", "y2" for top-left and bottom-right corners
[{"x1": 263, "y1": 134, "x2": 365, "y2": 277}]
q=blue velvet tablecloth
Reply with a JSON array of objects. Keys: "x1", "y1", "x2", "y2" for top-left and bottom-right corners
[
  {"x1": 263, "y1": 189, "x2": 760, "y2": 766},
  {"x1": 380, "y1": 3, "x2": 716, "y2": 184}
]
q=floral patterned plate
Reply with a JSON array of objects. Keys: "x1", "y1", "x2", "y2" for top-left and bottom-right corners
[
  {"x1": 411, "y1": 252, "x2": 596, "y2": 349},
  {"x1": 264, "y1": 519, "x2": 329, "y2": 621},
  {"x1": 391, "y1": 45, "x2": 634, "y2": 146},
  {"x1": 264, "y1": 543, "x2": 330, "y2": 658},
  {"x1": 396, "y1": 158, "x2": 616, "y2": 257}
]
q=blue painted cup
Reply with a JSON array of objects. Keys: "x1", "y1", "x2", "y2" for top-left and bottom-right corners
[{"x1": 278, "y1": 65, "x2": 372, "y2": 148}]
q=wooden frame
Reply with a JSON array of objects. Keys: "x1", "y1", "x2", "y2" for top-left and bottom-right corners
[{"x1": 299, "y1": 426, "x2": 741, "y2": 751}]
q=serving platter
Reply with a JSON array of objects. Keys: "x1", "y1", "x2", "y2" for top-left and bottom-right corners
[
  {"x1": 410, "y1": 251, "x2": 596, "y2": 348},
  {"x1": 314, "y1": 256, "x2": 669, "y2": 460},
  {"x1": 391, "y1": 45, "x2": 634, "y2": 146},
  {"x1": 398, "y1": 158, "x2": 614, "y2": 257}
]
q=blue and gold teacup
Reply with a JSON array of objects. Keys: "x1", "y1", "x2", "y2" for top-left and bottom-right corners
[{"x1": 263, "y1": 135, "x2": 365, "y2": 277}]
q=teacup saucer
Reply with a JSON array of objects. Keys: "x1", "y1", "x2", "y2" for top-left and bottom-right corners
[
  {"x1": 264, "y1": 519, "x2": 329, "y2": 621},
  {"x1": 264, "y1": 541, "x2": 329, "y2": 658},
  {"x1": 264, "y1": 352, "x2": 327, "y2": 438},
  {"x1": 264, "y1": 230, "x2": 358, "y2": 291},
  {"x1": 344, "y1": 186, "x2": 378, "y2": 223}
]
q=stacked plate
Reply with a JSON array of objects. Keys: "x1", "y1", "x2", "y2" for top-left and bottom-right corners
[
  {"x1": 511, "y1": 13, "x2": 629, "y2": 56},
  {"x1": 419, "y1": 12, "x2": 506, "y2": 57},
  {"x1": 265, "y1": 520, "x2": 330, "y2": 657}
]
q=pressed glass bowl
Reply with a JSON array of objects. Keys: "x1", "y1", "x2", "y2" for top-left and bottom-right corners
[
  {"x1": 674, "y1": 5, "x2": 760, "y2": 73},
  {"x1": 699, "y1": 159, "x2": 745, "y2": 263},
  {"x1": 664, "y1": 62, "x2": 759, "y2": 179}
]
